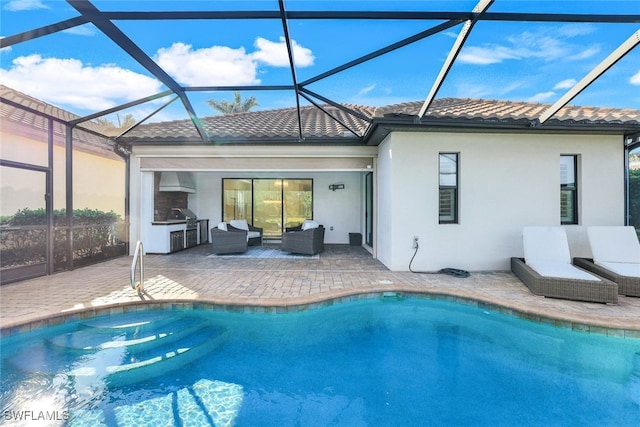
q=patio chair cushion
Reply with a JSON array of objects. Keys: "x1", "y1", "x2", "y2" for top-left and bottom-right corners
[
  {"x1": 217, "y1": 222, "x2": 228, "y2": 231},
  {"x1": 247, "y1": 231, "x2": 261, "y2": 240},
  {"x1": 229, "y1": 219, "x2": 249, "y2": 231},
  {"x1": 523, "y1": 226, "x2": 571, "y2": 264},
  {"x1": 301, "y1": 220, "x2": 319, "y2": 230},
  {"x1": 588, "y1": 226, "x2": 640, "y2": 264},
  {"x1": 526, "y1": 261, "x2": 600, "y2": 281}
]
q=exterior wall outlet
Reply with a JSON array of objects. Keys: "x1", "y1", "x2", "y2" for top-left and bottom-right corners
[{"x1": 413, "y1": 236, "x2": 419, "y2": 249}]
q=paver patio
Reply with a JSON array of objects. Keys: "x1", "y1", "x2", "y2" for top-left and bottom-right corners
[{"x1": 1, "y1": 245, "x2": 639, "y2": 337}]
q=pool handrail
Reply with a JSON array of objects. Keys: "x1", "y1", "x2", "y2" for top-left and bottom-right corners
[{"x1": 130, "y1": 241, "x2": 144, "y2": 294}]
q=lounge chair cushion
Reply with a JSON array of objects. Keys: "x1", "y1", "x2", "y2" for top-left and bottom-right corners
[
  {"x1": 597, "y1": 261, "x2": 640, "y2": 278},
  {"x1": 526, "y1": 261, "x2": 600, "y2": 281},
  {"x1": 247, "y1": 230, "x2": 261, "y2": 240},
  {"x1": 229, "y1": 219, "x2": 249, "y2": 231},
  {"x1": 522, "y1": 226, "x2": 571, "y2": 264},
  {"x1": 588, "y1": 226, "x2": 640, "y2": 263},
  {"x1": 217, "y1": 222, "x2": 228, "y2": 231},
  {"x1": 522, "y1": 226, "x2": 602, "y2": 281}
]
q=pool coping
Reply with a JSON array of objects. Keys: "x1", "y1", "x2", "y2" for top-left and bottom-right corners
[{"x1": 3, "y1": 289, "x2": 639, "y2": 339}]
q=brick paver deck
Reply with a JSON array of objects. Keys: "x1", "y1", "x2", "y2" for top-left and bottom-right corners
[{"x1": 1, "y1": 245, "x2": 639, "y2": 336}]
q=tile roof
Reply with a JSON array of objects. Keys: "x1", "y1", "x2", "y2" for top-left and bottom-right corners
[
  {"x1": 2, "y1": 84, "x2": 639, "y2": 147},
  {"x1": 0, "y1": 85, "x2": 120, "y2": 159},
  {"x1": 124, "y1": 97, "x2": 640, "y2": 144},
  {"x1": 375, "y1": 98, "x2": 640, "y2": 125},
  {"x1": 124, "y1": 103, "x2": 375, "y2": 142}
]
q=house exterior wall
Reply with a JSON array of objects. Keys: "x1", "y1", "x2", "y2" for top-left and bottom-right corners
[
  {"x1": 376, "y1": 131, "x2": 624, "y2": 271},
  {"x1": 0, "y1": 122, "x2": 125, "y2": 218}
]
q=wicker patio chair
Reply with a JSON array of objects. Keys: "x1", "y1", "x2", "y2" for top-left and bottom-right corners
[
  {"x1": 281, "y1": 225, "x2": 325, "y2": 255},
  {"x1": 510, "y1": 227, "x2": 618, "y2": 304},
  {"x1": 210, "y1": 227, "x2": 247, "y2": 254},
  {"x1": 573, "y1": 226, "x2": 640, "y2": 297},
  {"x1": 228, "y1": 220, "x2": 263, "y2": 246}
]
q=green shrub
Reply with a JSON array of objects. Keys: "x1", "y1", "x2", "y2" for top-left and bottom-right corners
[{"x1": 1, "y1": 208, "x2": 125, "y2": 269}]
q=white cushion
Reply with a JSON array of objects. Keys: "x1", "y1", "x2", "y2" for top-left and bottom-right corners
[
  {"x1": 523, "y1": 226, "x2": 571, "y2": 264},
  {"x1": 596, "y1": 261, "x2": 640, "y2": 278},
  {"x1": 229, "y1": 219, "x2": 249, "y2": 231},
  {"x1": 217, "y1": 222, "x2": 227, "y2": 231},
  {"x1": 527, "y1": 261, "x2": 600, "y2": 281},
  {"x1": 588, "y1": 226, "x2": 640, "y2": 263},
  {"x1": 301, "y1": 220, "x2": 319, "y2": 231},
  {"x1": 247, "y1": 231, "x2": 261, "y2": 240}
]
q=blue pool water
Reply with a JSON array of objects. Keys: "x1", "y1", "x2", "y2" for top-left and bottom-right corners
[{"x1": 1, "y1": 297, "x2": 639, "y2": 426}]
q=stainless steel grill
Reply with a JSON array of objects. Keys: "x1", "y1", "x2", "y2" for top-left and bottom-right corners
[{"x1": 168, "y1": 208, "x2": 198, "y2": 229}]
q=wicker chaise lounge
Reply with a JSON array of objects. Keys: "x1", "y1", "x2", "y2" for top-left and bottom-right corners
[
  {"x1": 511, "y1": 227, "x2": 618, "y2": 304},
  {"x1": 281, "y1": 222, "x2": 325, "y2": 255},
  {"x1": 210, "y1": 226, "x2": 247, "y2": 255},
  {"x1": 573, "y1": 226, "x2": 640, "y2": 297}
]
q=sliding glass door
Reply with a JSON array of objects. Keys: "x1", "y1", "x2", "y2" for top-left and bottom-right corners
[
  {"x1": 223, "y1": 178, "x2": 312, "y2": 239},
  {"x1": 254, "y1": 179, "x2": 283, "y2": 238}
]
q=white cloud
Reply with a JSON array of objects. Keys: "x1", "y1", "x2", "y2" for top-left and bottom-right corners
[
  {"x1": 567, "y1": 45, "x2": 600, "y2": 61},
  {"x1": 631, "y1": 70, "x2": 640, "y2": 85},
  {"x1": 3, "y1": 0, "x2": 47, "y2": 11},
  {"x1": 554, "y1": 79, "x2": 577, "y2": 90},
  {"x1": 526, "y1": 91, "x2": 556, "y2": 103},
  {"x1": 357, "y1": 83, "x2": 376, "y2": 96},
  {"x1": 0, "y1": 54, "x2": 162, "y2": 111},
  {"x1": 252, "y1": 37, "x2": 315, "y2": 67},
  {"x1": 458, "y1": 46, "x2": 520, "y2": 65},
  {"x1": 556, "y1": 23, "x2": 597, "y2": 38},
  {"x1": 62, "y1": 25, "x2": 96, "y2": 37},
  {"x1": 459, "y1": 26, "x2": 600, "y2": 65},
  {"x1": 155, "y1": 42, "x2": 259, "y2": 86},
  {"x1": 154, "y1": 37, "x2": 314, "y2": 86}
]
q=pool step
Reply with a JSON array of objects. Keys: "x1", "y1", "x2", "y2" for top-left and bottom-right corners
[
  {"x1": 47, "y1": 316, "x2": 205, "y2": 352},
  {"x1": 7, "y1": 314, "x2": 227, "y2": 387},
  {"x1": 103, "y1": 326, "x2": 228, "y2": 387},
  {"x1": 79, "y1": 311, "x2": 175, "y2": 334}
]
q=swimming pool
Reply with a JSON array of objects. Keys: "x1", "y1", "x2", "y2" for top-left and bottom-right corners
[{"x1": 1, "y1": 297, "x2": 639, "y2": 426}]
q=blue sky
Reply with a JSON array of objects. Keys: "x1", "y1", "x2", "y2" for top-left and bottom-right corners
[{"x1": 1, "y1": 0, "x2": 639, "y2": 124}]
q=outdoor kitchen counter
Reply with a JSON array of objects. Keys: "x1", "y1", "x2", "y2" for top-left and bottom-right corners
[
  {"x1": 147, "y1": 219, "x2": 209, "y2": 253},
  {"x1": 147, "y1": 222, "x2": 188, "y2": 254},
  {"x1": 151, "y1": 220, "x2": 188, "y2": 225}
]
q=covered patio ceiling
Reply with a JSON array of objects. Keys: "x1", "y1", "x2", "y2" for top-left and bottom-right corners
[{"x1": 1, "y1": 0, "x2": 640, "y2": 144}]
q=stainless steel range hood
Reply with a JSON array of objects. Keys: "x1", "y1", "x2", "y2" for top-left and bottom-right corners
[{"x1": 159, "y1": 172, "x2": 196, "y2": 193}]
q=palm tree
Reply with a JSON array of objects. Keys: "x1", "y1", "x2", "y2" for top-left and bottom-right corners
[
  {"x1": 206, "y1": 91, "x2": 258, "y2": 115},
  {"x1": 92, "y1": 113, "x2": 137, "y2": 135}
]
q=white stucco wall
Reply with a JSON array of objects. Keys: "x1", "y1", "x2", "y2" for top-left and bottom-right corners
[{"x1": 376, "y1": 131, "x2": 625, "y2": 271}]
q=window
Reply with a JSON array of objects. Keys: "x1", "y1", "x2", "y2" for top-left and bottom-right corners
[
  {"x1": 560, "y1": 155, "x2": 578, "y2": 224},
  {"x1": 439, "y1": 153, "x2": 458, "y2": 223}
]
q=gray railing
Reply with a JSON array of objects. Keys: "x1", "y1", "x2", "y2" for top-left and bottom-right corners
[{"x1": 130, "y1": 241, "x2": 144, "y2": 295}]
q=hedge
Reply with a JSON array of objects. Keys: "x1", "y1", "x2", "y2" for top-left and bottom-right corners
[{"x1": 1, "y1": 208, "x2": 126, "y2": 270}]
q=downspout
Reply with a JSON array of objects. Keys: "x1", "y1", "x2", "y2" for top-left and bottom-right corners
[{"x1": 625, "y1": 136, "x2": 630, "y2": 226}]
